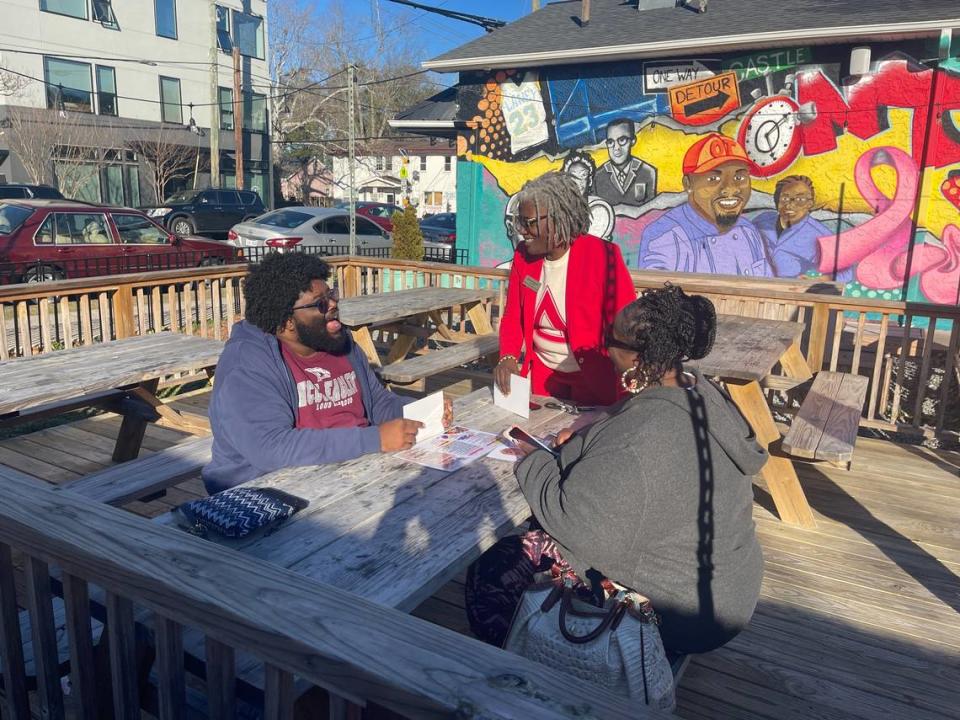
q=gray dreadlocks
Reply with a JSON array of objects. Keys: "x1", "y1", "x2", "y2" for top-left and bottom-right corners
[{"x1": 515, "y1": 171, "x2": 590, "y2": 250}]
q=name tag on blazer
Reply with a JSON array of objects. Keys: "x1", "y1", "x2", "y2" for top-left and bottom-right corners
[{"x1": 523, "y1": 276, "x2": 542, "y2": 293}]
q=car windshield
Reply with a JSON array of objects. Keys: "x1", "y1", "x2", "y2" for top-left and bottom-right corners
[
  {"x1": 0, "y1": 204, "x2": 33, "y2": 235},
  {"x1": 164, "y1": 191, "x2": 199, "y2": 204},
  {"x1": 255, "y1": 209, "x2": 312, "y2": 229}
]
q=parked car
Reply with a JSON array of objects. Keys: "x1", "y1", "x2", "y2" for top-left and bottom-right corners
[
  {"x1": 419, "y1": 212, "x2": 456, "y2": 244},
  {"x1": 332, "y1": 201, "x2": 405, "y2": 232},
  {"x1": 0, "y1": 184, "x2": 64, "y2": 200},
  {"x1": 0, "y1": 200, "x2": 240, "y2": 284},
  {"x1": 225, "y1": 207, "x2": 455, "y2": 261},
  {"x1": 142, "y1": 189, "x2": 265, "y2": 238}
]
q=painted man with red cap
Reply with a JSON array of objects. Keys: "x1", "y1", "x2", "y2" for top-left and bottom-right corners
[{"x1": 639, "y1": 133, "x2": 772, "y2": 277}]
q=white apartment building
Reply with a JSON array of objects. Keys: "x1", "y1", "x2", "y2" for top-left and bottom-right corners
[
  {"x1": 328, "y1": 140, "x2": 457, "y2": 216},
  {"x1": 0, "y1": 0, "x2": 271, "y2": 204}
]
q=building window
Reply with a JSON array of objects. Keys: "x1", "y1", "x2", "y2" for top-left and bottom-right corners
[
  {"x1": 219, "y1": 87, "x2": 233, "y2": 130},
  {"x1": 92, "y1": 0, "x2": 118, "y2": 28},
  {"x1": 419, "y1": 156, "x2": 427, "y2": 172},
  {"x1": 44, "y1": 57, "x2": 93, "y2": 113},
  {"x1": 444, "y1": 156, "x2": 452, "y2": 172},
  {"x1": 96, "y1": 66, "x2": 117, "y2": 116},
  {"x1": 424, "y1": 191, "x2": 443, "y2": 206},
  {"x1": 216, "y1": 5, "x2": 232, "y2": 52},
  {"x1": 40, "y1": 0, "x2": 87, "y2": 20},
  {"x1": 243, "y1": 92, "x2": 267, "y2": 133},
  {"x1": 385, "y1": 157, "x2": 393, "y2": 173},
  {"x1": 159, "y1": 76, "x2": 182, "y2": 124},
  {"x1": 375, "y1": 157, "x2": 384, "y2": 171},
  {"x1": 154, "y1": 0, "x2": 177, "y2": 39},
  {"x1": 233, "y1": 11, "x2": 264, "y2": 59}
]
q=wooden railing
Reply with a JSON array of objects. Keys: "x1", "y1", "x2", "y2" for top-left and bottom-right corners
[
  {"x1": 0, "y1": 468, "x2": 645, "y2": 720},
  {"x1": 2, "y1": 257, "x2": 957, "y2": 437}
]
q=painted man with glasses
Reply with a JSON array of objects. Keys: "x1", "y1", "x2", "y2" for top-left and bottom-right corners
[
  {"x1": 593, "y1": 117, "x2": 658, "y2": 208},
  {"x1": 202, "y1": 253, "x2": 451, "y2": 493},
  {"x1": 753, "y1": 175, "x2": 847, "y2": 279}
]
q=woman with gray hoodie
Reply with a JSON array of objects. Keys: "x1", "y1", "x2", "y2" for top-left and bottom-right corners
[{"x1": 492, "y1": 286, "x2": 766, "y2": 654}]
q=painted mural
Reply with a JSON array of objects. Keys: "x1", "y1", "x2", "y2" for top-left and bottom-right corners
[{"x1": 456, "y1": 40, "x2": 960, "y2": 306}]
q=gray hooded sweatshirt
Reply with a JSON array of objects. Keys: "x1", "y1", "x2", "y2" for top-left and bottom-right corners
[{"x1": 516, "y1": 370, "x2": 766, "y2": 653}]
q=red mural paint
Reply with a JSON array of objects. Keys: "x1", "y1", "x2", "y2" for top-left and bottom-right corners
[{"x1": 797, "y1": 59, "x2": 960, "y2": 168}]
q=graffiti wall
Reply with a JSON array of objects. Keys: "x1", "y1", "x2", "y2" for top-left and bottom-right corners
[{"x1": 456, "y1": 39, "x2": 960, "y2": 306}]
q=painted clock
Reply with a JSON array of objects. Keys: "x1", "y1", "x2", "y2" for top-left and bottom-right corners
[{"x1": 737, "y1": 95, "x2": 803, "y2": 177}]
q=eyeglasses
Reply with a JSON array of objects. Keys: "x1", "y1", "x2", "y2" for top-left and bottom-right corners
[
  {"x1": 513, "y1": 214, "x2": 549, "y2": 233},
  {"x1": 605, "y1": 136, "x2": 634, "y2": 148},
  {"x1": 292, "y1": 287, "x2": 339, "y2": 314},
  {"x1": 605, "y1": 331, "x2": 639, "y2": 352},
  {"x1": 780, "y1": 195, "x2": 813, "y2": 206}
]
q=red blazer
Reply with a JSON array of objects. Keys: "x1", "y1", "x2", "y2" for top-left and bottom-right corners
[{"x1": 499, "y1": 234, "x2": 637, "y2": 405}]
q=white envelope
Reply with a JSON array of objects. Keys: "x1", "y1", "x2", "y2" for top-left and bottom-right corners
[
  {"x1": 493, "y1": 373, "x2": 530, "y2": 418},
  {"x1": 403, "y1": 391, "x2": 445, "y2": 443}
]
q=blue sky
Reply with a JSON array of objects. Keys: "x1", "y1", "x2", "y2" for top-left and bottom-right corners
[{"x1": 309, "y1": 1, "x2": 532, "y2": 61}]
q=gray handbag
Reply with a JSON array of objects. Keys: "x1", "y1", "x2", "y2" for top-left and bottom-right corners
[{"x1": 504, "y1": 576, "x2": 675, "y2": 711}]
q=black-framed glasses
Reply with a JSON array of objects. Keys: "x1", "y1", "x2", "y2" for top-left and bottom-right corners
[
  {"x1": 605, "y1": 136, "x2": 634, "y2": 148},
  {"x1": 513, "y1": 213, "x2": 549, "y2": 233},
  {"x1": 292, "y1": 287, "x2": 339, "y2": 314},
  {"x1": 605, "y1": 330, "x2": 638, "y2": 352}
]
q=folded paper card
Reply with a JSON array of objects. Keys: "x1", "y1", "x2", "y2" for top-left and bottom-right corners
[
  {"x1": 403, "y1": 390, "x2": 445, "y2": 442},
  {"x1": 493, "y1": 373, "x2": 530, "y2": 418}
]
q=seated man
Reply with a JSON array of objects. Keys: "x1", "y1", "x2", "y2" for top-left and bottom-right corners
[{"x1": 203, "y1": 252, "x2": 442, "y2": 494}]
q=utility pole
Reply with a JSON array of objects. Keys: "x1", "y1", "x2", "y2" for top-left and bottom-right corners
[
  {"x1": 208, "y1": 0, "x2": 220, "y2": 187},
  {"x1": 348, "y1": 63, "x2": 357, "y2": 255},
  {"x1": 232, "y1": 46, "x2": 244, "y2": 189}
]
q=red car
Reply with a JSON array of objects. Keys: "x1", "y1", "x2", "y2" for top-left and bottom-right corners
[
  {"x1": 335, "y1": 201, "x2": 405, "y2": 232},
  {"x1": 0, "y1": 200, "x2": 240, "y2": 283}
]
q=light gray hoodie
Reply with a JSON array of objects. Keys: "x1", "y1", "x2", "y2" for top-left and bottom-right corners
[{"x1": 516, "y1": 370, "x2": 766, "y2": 653}]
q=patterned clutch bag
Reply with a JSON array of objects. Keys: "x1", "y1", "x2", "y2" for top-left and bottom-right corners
[{"x1": 176, "y1": 487, "x2": 308, "y2": 539}]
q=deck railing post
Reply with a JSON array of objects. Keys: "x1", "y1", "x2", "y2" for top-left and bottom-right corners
[
  {"x1": 807, "y1": 302, "x2": 830, "y2": 373},
  {"x1": 112, "y1": 284, "x2": 136, "y2": 340}
]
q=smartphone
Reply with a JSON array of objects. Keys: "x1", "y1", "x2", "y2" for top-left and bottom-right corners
[{"x1": 507, "y1": 425, "x2": 558, "y2": 456}]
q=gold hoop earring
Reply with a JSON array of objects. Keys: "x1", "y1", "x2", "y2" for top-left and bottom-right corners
[{"x1": 621, "y1": 367, "x2": 646, "y2": 395}]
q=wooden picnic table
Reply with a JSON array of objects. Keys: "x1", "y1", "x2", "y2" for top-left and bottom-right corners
[
  {"x1": 156, "y1": 387, "x2": 583, "y2": 699},
  {"x1": 688, "y1": 314, "x2": 816, "y2": 528},
  {"x1": 338, "y1": 286, "x2": 495, "y2": 367},
  {"x1": 0, "y1": 333, "x2": 223, "y2": 462}
]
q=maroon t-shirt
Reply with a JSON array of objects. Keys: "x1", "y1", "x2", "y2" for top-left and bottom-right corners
[{"x1": 280, "y1": 341, "x2": 368, "y2": 430}]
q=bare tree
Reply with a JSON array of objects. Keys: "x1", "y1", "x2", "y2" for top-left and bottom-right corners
[
  {"x1": 127, "y1": 125, "x2": 203, "y2": 203},
  {"x1": 4, "y1": 106, "x2": 70, "y2": 185}
]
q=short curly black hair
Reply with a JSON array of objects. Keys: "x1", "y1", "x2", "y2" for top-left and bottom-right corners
[
  {"x1": 243, "y1": 253, "x2": 332, "y2": 334},
  {"x1": 614, "y1": 284, "x2": 716, "y2": 385}
]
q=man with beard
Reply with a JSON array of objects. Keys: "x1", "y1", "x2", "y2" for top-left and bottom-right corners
[
  {"x1": 639, "y1": 133, "x2": 772, "y2": 277},
  {"x1": 202, "y1": 253, "x2": 449, "y2": 493}
]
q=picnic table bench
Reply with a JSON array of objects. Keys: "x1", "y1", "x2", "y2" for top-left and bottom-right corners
[
  {"x1": 0, "y1": 333, "x2": 223, "y2": 462},
  {"x1": 339, "y1": 287, "x2": 497, "y2": 382}
]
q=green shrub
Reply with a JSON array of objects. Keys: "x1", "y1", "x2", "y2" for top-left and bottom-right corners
[{"x1": 391, "y1": 204, "x2": 424, "y2": 261}]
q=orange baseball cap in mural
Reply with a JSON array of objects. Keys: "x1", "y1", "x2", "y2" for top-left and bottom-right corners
[{"x1": 683, "y1": 133, "x2": 751, "y2": 175}]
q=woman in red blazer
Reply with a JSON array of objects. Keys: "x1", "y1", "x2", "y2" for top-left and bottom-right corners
[{"x1": 495, "y1": 172, "x2": 636, "y2": 406}]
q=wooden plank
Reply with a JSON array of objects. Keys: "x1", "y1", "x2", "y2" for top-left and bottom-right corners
[
  {"x1": 379, "y1": 334, "x2": 500, "y2": 384},
  {"x1": 16, "y1": 300, "x2": 31, "y2": 356},
  {"x1": 136, "y1": 288, "x2": 148, "y2": 336},
  {"x1": 61, "y1": 436, "x2": 212, "y2": 506},
  {"x1": 264, "y1": 663, "x2": 294, "y2": 720},
  {"x1": 58, "y1": 296, "x2": 73, "y2": 350},
  {"x1": 850, "y1": 311, "x2": 867, "y2": 374},
  {"x1": 782, "y1": 371, "x2": 844, "y2": 459},
  {"x1": 205, "y1": 637, "x2": 235, "y2": 720},
  {"x1": 0, "y1": 543, "x2": 30, "y2": 720},
  {"x1": 197, "y1": 281, "x2": 209, "y2": 339},
  {"x1": 79, "y1": 294, "x2": 93, "y2": 345},
  {"x1": 867, "y1": 314, "x2": 889, "y2": 420},
  {"x1": 338, "y1": 287, "x2": 495, "y2": 327},
  {"x1": 106, "y1": 592, "x2": 139, "y2": 720},
  {"x1": 98, "y1": 291, "x2": 110, "y2": 341},
  {"x1": 687, "y1": 315, "x2": 803, "y2": 382},
  {"x1": 911, "y1": 315, "x2": 937, "y2": 428},
  {"x1": 156, "y1": 616, "x2": 186, "y2": 720},
  {"x1": 935, "y1": 319, "x2": 959, "y2": 434},
  {"x1": 113, "y1": 379, "x2": 161, "y2": 463},
  {"x1": 350, "y1": 326, "x2": 381, "y2": 367},
  {"x1": 25, "y1": 557, "x2": 65, "y2": 720},
  {"x1": 62, "y1": 573, "x2": 98, "y2": 720},
  {"x1": 152, "y1": 286, "x2": 163, "y2": 333},
  {"x1": 725, "y1": 379, "x2": 815, "y2": 528},
  {"x1": 814, "y1": 373, "x2": 869, "y2": 463}
]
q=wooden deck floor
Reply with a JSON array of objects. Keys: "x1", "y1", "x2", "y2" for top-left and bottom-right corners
[{"x1": 1, "y1": 378, "x2": 958, "y2": 720}]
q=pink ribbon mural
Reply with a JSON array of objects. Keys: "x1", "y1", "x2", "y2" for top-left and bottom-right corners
[{"x1": 817, "y1": 147, "x2": 960, "y2": 305}]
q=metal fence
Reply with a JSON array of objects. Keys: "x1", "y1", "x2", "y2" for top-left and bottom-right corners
[
  {"x1": 239, "y1": 244, "x2": 468, "y2": 265},
  {"x1": 0, "y1": 250, "x2": 237, "y2": 285}
]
